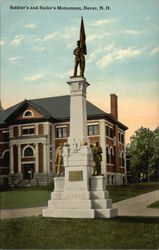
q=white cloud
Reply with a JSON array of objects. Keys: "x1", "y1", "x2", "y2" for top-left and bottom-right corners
[
  {"x1": 43, "y1": 32, "x2": 60, "y2": 41},
  {"x1": 104, "y1": 32, "x2": 110, "y2": 36},
  {"x1": 9, "y1": 57, "x2": 20, "y2": 64},
  {"x1": 92, "y1": 19, "x2": 114, "y2": 26},
  {"x1": 87, "y1": 34, "x2": 107, "y2": 43},
  {"x1": 125, "y1": 30, "x2": 145, "y2": 35},
  {"x1": 10, "y1": 35, "x2": 23, "y2": 46},
  {"x1": 87, "y1": 35, "x2": 97, "y2": 42},
  {"x1": 115, "y1": 48, "x2": 142, "y2": 60},
  {"x1": 43, "y1": 27, "x2": 77, "y2": 42},
  {"x1": 104, "y1": 44, "x2": 115, "y2": 52},
  {"x1": 0, "y1": 40, "x2": 5, "y2": 46},
  {"x1": 145, "y1": 16, "x2": 151, "y2": 21},
  {"x1": 96, "y1": 54, "x2": 114, "y2": 68},
  {"x1": 87, "y1": 49, "x2": 101, "y2": 63},
  {"x1": 151, "y1": 46, "x2": 159, "y2": 55},
  {"x1": 66, "y1": 42, "x2": 74, "y2": 48},
  {"x1": 96, "y1": 46, "x2": 142, "y2": 68},
  {"x1": 24, "y1": 23, "x2": 36, "y2": 29},
  {"x1": 30, "y1": 47, "x2": 46, "y2": 52},
  {"x1": 54, "y1": 70, "x2": 72, "y2": 79},
  {"x1": 24, "y1": 73, "x2": 43, "y2": 82}
]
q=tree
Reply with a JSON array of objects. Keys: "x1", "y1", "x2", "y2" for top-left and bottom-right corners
[
  {"x1": 149, "y1": 127, "x2": 159, "y2": 181},
  {"x1": 128, "y1": 127, "x2": 159, "y2": 182}
]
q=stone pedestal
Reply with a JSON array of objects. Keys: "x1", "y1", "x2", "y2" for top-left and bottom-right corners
[
  {"x1": 42, "y1": 175, "x2": 117, "y2": 218},
  {"x1": 42, "y1": 76, "x2": 118, "y2": 218}
]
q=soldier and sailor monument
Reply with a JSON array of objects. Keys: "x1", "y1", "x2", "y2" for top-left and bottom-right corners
[{"x1": 42, "y1": 18, "x2": 118, "y2": 218}]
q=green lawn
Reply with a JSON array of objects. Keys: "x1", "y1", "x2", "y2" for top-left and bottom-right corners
[
  {"x1": 148, "y1": 200, "x2": 159, "y2": 208},
  {"x1": 0, "y1": 182, "x2": 159, "y2": 209},
  {"x1": 0, "y1": 216, "x2": 159, "y2": 249},
  {"x1": 0, "y1": 185, "x2": 53, "y2": 209}
]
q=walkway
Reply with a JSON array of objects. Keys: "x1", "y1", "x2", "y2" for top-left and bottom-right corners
[
  {"x1": 113, "y1": 190, "x2": 159, "y2": 217},
  {"x1": 0, "y1": 190, "x2": 159, "y2": 219},
  {"x1": 0, "y1": 207, "x2": 46, "y2": 219}
]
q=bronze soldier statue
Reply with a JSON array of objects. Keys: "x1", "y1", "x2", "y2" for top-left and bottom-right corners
[
  {"x1": 73, "y1": 40, "x2": 86, "y2": 77},
  {"x1": 92, "y1": 142, "x2": 103, "y2": 176},
  {"x1": 54, "y1": 143, "x2": 63, "y2": 177},
  {"x1": 73, "y1": 17, "x2": 87, "y2": 77}
]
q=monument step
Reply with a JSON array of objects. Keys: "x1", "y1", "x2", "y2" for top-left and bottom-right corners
[
  {"x1": 42, "y1": 208, "x2": 95, "y2": 219},
  {"x1": 95, "y1": 208, "x2": 118, "y2": 218},
  {"x1": 91, "y1": 191, "x2": 109, "y2": 199},
  {"x1": 51, "y1": 191, "x2": 91, "y2": 200},
  {"x1": 92, "y1": 199, "x2": 112, "y2": 209},
  {"x1": 48, "y1": 199, "x2": 92, "y2": 209}
]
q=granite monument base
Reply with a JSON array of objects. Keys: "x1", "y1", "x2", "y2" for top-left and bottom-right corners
[{"x1": 42, "y1": 175, "x2": 118, "y2": 218}]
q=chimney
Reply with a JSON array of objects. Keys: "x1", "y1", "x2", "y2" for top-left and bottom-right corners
[{"x1": 110, "y1": 94, "x2": 118, "y2": 120}]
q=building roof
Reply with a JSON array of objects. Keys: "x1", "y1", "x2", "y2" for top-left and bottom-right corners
[{"x1": 0, "y1": 95, "x2": 128, "y2": 130}]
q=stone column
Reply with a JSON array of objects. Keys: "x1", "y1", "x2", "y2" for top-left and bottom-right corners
[
  {"x1": 43, "y1": 143, "x2": 47, "y2": 173},
  {"x1": 99, "y1": 120, "x2": 106, "y2": 175},
  {"x1": 35, "y1": 124, "x2": 38, "y2": 136},
  {"x1": 18, "y1": 144, "x2": 21, "y2": 173},
  {"x1": 67, "y1": 76, "x2": 90, "y2": 146},
  {"x1": 10, "y1": 144, "x2": 14, "y2": 173},
  {"x1": 18, "y1": 126, "x2": 21, "y2": 137},
  {"x1": 35, "y1": 143, "x2": 39, "y2": 173}
]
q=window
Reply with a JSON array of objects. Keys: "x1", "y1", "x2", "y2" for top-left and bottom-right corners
[
  {"x1": 3, "y1": 131, "x2": 9, "y2": 142},
  {"x1": 110, "y1": 128, "x2": 114, "y2": 138},
  {"x1": 107, "y1": 175, "x2": 109, "y2": 185},
  {"x1": 110, "y1": 148, "x2": 114, "y2": 164},
  {"x1": 121, "y1": 134, "x2": 124, "y2": 144},
  {"x1": 106, "y1": 126, "x2": 109, "y2": 136},
  {"x1": 22, "y1": 127, "x2": 35, "y2": 135},
  {"x1": 122, "y1": 152, "x2": 125, "y2": 167},
  {"x1": 2, "y1": 151, "x2": 10, "y2": 168},
  {"x1": 118, "y1": 132, "x2": 124, "y2": 143},
  {"x1": 118, "y1": 132, "x2": 121, "y2": 142},
  {"x1": 106, "y1": 146, "x2": 109, "y2": 163},
  {"x1": 56, "y1": 127, "x2": 67, "y2": 138},
  {"x1": 23, "y1": 110, "x2": 33, "y2": 117},
  {"x1": 88, "y1": 125, "x2": 99, "y2": 136},
  {"x1": 24, "y1": 147, "x2": 34, "y2": 157},
  {"x1": 112, "y1": 176, "x2": 114, "y2": 185}
]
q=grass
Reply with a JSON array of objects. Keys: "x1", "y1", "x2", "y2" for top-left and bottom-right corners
[
  {"x1": 0, "y1": 182, "x2": 159, "y2": 209},
  {"x1": 148, "y1": 200, "x2": 159, "y2": 208},
  {"x1": 0, "y1": 185, "x2": 53, "y2": 209},
  {"x1": 0, "y1": 216, "x2": 159, "y2": 249}
]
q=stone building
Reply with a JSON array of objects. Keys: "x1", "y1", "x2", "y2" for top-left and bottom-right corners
[{"x1": 0, "y1": 94, "x2": 128, "y2": 187}]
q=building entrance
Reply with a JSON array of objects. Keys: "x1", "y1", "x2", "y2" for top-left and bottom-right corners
[{"x1": 23, "y1": 164, "x2": 35, "y2": 180}]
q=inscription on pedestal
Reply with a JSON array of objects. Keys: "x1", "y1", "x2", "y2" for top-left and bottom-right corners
[{"x1": 69, "y1": 171, "x2": 83, "y2": 181}]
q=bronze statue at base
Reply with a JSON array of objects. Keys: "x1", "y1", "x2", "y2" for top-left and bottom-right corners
[
  {"x1": 92, "y1": 142, "x2": 103, "y2": 176},
  {"x1": 54, "y1": 143, "x2": 63, "y2": 177}
]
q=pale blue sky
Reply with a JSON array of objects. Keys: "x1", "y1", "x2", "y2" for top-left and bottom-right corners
[{"x1": 1, "y1": 0, "x2": 159, "y2": 142}]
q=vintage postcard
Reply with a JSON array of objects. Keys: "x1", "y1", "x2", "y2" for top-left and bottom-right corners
[{"x1": 0, "y1": 0, "x2": 159, "y2": 249}]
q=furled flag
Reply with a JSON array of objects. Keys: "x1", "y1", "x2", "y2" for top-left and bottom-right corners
[{"x1": 80, "y1": 17, "x2": 87, "y2": 55}]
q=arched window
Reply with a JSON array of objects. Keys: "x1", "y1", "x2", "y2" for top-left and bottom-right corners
[
  {"x1": 110, "y1": 147, "x2": 114, "y2": 164},
  {"x1": 23, "y1": 110, "x2": 34, "y2": 118},
  {"x1": 106, "y1": 146, "x2": 109, "y2": 164},
  {"x1": 24, "y1": 147, "x2": 34, "y2": 157},
  {"x1": 2, "y1": 151, "x2": 10, "y2": 168}
]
